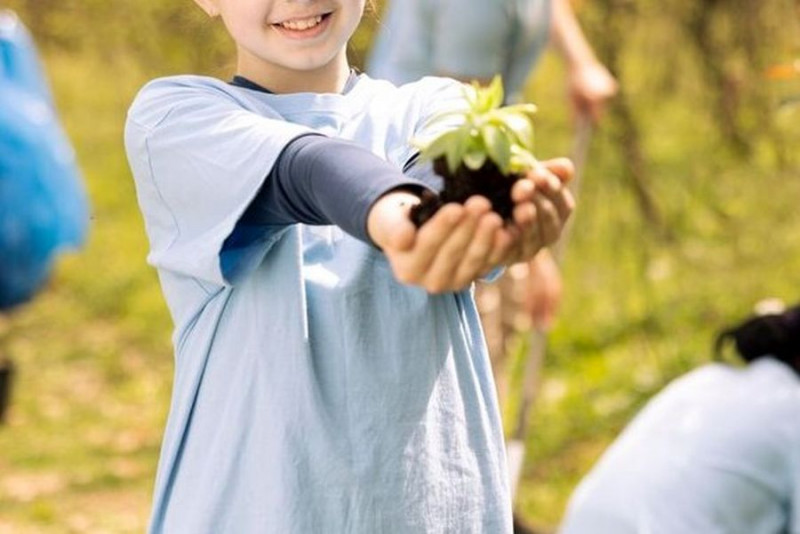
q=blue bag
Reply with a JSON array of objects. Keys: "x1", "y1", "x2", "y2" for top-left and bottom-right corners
[{"x1": 0, "y1": 11, "x2": 89, "y2": 310}]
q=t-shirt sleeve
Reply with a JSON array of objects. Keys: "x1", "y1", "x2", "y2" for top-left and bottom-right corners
[
  {"x1": 124, "y1": 78, "x2": 312, "y2": 286},
  {"x1": 221, "y1": 134, "x2": 431, "y2": 281}
]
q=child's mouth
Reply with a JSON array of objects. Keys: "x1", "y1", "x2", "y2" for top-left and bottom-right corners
[{"x1": 273, "y1": 12, "x2": 331, "y2": 37}]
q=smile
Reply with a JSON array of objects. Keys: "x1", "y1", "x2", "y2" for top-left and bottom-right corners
[{"x1": 276, "y1": 13, "x2": 328, "y2": 31}]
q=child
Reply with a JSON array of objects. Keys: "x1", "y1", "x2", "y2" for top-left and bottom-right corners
[
  {"x1": 124, "y1": 1, "x2": 574, "y2": 532},
  {"x1": 559, "y1": 302, "x2": 800, "y2": 534}
]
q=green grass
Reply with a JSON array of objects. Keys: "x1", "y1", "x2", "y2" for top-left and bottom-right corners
[
  {"x1": 508, "y1": 54, "x2": 800, "y2": 527},
  {"x1": 0, "y1": 30, "x2": 798, "y2": 533},
  {"x1": 0, "y1": 52, "x2": 172, "y2": 533}
]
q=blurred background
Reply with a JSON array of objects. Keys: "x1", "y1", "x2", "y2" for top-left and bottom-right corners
[{"x1": 0, "y1": 0, "x2": 798, "y2": 531}]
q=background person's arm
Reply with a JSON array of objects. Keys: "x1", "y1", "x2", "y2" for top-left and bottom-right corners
[{"x1": 550, "y1": 0, "x2": 618, "y2": 122}]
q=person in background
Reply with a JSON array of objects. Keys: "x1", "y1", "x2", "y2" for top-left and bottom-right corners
[
  {"x1": 0, "y1": 10, "x2": 88, "y2": 311},
  {"x1": 367, "y1": 0, "x2": 617, "y2": 364},
  {"x1": 0, "y1": 10, "x2": 89, "y2": 423},
  {"x1": 124, "y1": 0, "x2": 575, "y2": 531},
  {"x1": 559, "y1": 300, "x2": 800, "y2": 534}
]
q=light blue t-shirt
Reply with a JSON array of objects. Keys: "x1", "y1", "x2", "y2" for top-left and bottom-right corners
[
  {"x1": 125, "y1": 74, "x2": 512, "y2": 533},
  {"x1": 367, "y1": 0, "x2": 552, "y2": 103},
  {"x1": 559, "y1": 359, "x2": 800, "y2": 534}
]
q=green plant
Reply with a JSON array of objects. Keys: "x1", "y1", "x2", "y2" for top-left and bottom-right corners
[{"x1": 413, "y1": 75, "x2": 539, "y2": 176}]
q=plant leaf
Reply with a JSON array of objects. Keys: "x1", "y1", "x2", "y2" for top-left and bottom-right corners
[
  {"x1": 413, "y1": 128, "x2": 462, "y2": 161},
  {"x1": 502, "y1": 103, "x2": 538, "y2": 117},
  {"x1": 509, "y1": 144, "x2": 539, "y2": 174},
  {"x1": 492, "y1": 110, "x2": 535, "y2": 150},
  {"x1": 445, "y1": 124, "x2": 473, "y2": 173},
  {"x1": 481, "y1": 123, "x2": 512, "y2": 174},
  {"x1": 463, "y1": 150, "x2": 487, "y2": 171},
  {"x1": 409, "y1": 76, "x2": 538, "y2": 177},
  {"x1": 485, "y1": 75, "x2": 505, "y2": 111}
]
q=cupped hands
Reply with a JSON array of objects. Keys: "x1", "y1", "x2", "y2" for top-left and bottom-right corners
[{"x1": 367, "y1": 158, "x2": 575, "y2": 293}]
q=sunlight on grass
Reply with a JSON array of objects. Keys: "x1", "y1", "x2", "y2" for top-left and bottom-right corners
[{"x1": 1, "y1": 5, "x2": 798, "y2": 532}]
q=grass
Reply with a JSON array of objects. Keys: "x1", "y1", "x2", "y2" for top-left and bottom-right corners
[
  {"x1": 0, "y1": 29, "x2": 798, "y2": 534},
  {"x1": 509, "y1": 53, "x2": 800, "y2": 527},
  {"x1": 0, "y1": 52, "x2": 172, "y2": 533}
]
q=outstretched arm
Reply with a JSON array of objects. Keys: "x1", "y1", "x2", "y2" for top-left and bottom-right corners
[
  {"x1": 246, "y1": 134, "x2": 574, "y2": 294},
  {"x1": 550, "y1": 0, "x2": 618, "y2": 122}
]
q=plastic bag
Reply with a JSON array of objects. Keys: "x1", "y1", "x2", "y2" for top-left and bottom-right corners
[{"x1": 0, "y1": 11, "x2": 89, "y2": 310}]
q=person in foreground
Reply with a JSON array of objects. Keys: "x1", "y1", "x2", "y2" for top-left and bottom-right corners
[
  {"x1": 559, "y1": 301, "x2": 800, "y2": 534},
  {"x1": 124, "y1": 0, "x2": 575, "y2": 532}
]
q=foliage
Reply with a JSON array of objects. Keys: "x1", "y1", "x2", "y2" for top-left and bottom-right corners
[
  {"x1": 0, "y1": 0, "x2": 798, "y2": 532},
  {"x1": 414, "y1": 76, "x2": 539, "y2": 175}
]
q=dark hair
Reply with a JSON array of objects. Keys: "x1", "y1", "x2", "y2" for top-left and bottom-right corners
[{"x1": 714, "y1": 304, "x2": 800, "y2": 374}]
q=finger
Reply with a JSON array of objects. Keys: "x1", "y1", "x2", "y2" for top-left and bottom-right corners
[
  {"x1": 397, "y1": 203, "x2": 466, "y2": 281},
  {"x1": 540, "y1": 158, "x2": 575, "y2": 185},
  {"x1": 511, "y1": 175, "x2": 536, "y2": 203},
  {"x1": 512, "y1": 199, "x2": 537, "y2": 229},
  {"x1": 550, "y1": 186, "x2": 575, "y2": 225},
  {"x1": 530, "y1": 172, "x2": 575, "y2": 225},
  {"x1": 513, "y1": 166, "x2": 561, "y2": 209},
  {"x1": 497, "y1": 225, "x2": 525, "y2": 266},
  {"x1": 452, "y1": 211, "x2": 503, "y2": 285},
  {"x1": 511, "y1": 200, "x2": 546, "y2": 260},
  {"x1": 423, "y1": 197, "x2": 491, "y2": 291},
  {"x1": 487, "y1": 225, "x2": 517, "y2": 266},
  {"x1": 524, "y1": 165, "x2": 575, "y2": 225},
  {"x1": 528, "y1": 166, "x2": 563, "y2": 195},
  {"x1": 531, "y1": 194, "x2": 562, "y2": 247}
]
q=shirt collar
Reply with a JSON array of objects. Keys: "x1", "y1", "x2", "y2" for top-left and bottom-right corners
[{"x1": 230, "y1": 69, "x2": 360, "y2": 95}]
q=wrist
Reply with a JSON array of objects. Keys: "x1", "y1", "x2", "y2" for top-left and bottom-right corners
[
  {"x1": 566, "y1": 55, "x2": 602, "y2": 75},
  {"x1": 366, "y1": 189, "x2": 421, "y2": 247}
]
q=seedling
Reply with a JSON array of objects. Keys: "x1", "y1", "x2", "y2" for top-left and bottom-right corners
[{"x1": 410, "y1": 76, "x2": 539, "y2": 226}]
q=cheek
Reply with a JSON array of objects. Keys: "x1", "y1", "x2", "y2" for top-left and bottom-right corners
[
  {"x1": 219, "y1": 2, "x2": 268, "y2": 37},
  {"x1": 345, "y1": 1, "x2": 367, "y2": 34},
  {"x1": 221, "y1": 11, "x2": 267, "y2": 46}
]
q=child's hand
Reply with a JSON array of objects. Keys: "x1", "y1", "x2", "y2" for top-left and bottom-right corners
[
  {"x1": 367, "y1": 157, "x2": 574, "y2": 293},
  {"x1": 502, "y1": 158, "x2": 575, "y2": 265},
  {"x1": 368, "y1": 191, "x2": 515, "y2": 293}
]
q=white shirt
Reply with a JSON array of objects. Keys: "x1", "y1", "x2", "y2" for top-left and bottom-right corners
[{"x1": 560, "y1": 359, "x2": 800, "y2": 534}]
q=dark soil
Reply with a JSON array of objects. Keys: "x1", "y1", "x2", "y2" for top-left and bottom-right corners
[{"x1": 410, "y1": 156, "x2": 523, "y2": 227}]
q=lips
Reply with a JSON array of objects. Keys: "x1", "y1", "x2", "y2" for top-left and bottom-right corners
[
  {"x1": 273, "y1": 12, "x2": 332, "y2": 34},
  {"x1": 279, "y1": 15, "x2": 324, "y2": 30}
]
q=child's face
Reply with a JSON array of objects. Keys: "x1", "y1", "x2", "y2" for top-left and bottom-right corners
[{"x1": 196, "y1": 0, "x2": 366, "y2": 89}]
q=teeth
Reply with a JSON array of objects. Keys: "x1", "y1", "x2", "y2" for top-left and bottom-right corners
[{"x1": 281, "y1": 15, "x2": 323, "y2": 30}]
